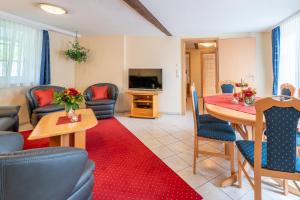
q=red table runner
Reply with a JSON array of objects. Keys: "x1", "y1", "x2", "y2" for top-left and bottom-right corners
[
  {"x1": 204, "y1": 94, "x2": 256, "y2": 115},
  {"x1": 56, "y1": 114, "x2": 82, "y2": 125}
]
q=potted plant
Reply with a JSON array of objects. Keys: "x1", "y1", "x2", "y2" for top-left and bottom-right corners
[
  {"x1": 65, "y1": 33, "x2": 89, "y2": 64},
  {"x1": 54, "y1": 88, "x2": 84, "y2": 120}
]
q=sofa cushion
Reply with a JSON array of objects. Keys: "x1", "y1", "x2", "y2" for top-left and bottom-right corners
[
  {"x1": 92, "y1": 85, "x2": 109, "y2": 100},
  {"x1": 34, "y1": 89, "x2": 55, "y2": 107},
  {"x1": 0, "y1": 106, "x2": 20, "y2": 118},
  {"x1": 85, "y1": 99, "x2": 115, "y2": 106},
  {"x1": 0, "y1": 118, "x2": 17, "y2": 131},
  {"x1": 33, "y1": 104, "x2": 64, "y2": 114}
]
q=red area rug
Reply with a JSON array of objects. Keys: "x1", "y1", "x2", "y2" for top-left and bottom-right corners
[{"x1": 21, "y1": 118, "x2": 202, "y2": 200}]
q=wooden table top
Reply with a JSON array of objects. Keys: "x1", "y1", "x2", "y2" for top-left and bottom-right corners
[
  {"x1": 205, "y1": 103, "x2": 256, "y2": 126},
  {"x1": 28, "y1": 108, "x2": 97, "y2": 140}
]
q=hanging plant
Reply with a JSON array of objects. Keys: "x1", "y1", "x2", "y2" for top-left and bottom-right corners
[{"x1": 65, "y1": 32, "x2": 89, "y2": 64}]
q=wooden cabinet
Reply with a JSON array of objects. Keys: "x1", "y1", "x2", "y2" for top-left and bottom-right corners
[{"x1": 127, "y1": 90, "x2": 160, "y2": 119}]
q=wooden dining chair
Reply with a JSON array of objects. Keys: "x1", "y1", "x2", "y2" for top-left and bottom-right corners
[
  {"x1": 236, "y1": 97, "x2": 300, "y2": 200},
  {"x1": 219, "y1": 80, "x2": 235, "y2": 94},
  {"x1": 280, "y1": 83, "x2": 296, "y2": 96},
  {"x1": 191, "y1": 83, "x2": 236, "y2": 186}
]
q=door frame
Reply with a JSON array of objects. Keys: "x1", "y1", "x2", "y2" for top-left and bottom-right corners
[
  {"x1": 200, "y1": 47, "x2": 219, "y2": 97},
  {"x1": 181, "y1": 38, "x2": 219, "y2": 114}
]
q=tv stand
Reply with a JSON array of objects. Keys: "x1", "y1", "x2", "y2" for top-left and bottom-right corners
[{"x1": 126, "y1": 90, "x2": 160, "y2": 119}]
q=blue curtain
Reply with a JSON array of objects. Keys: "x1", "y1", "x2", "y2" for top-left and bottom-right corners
[
  {"x1": 40, "y1": 30, "x2": 51, "y2": 85},
  {"x1": 272, "y1": 27, "x2": 280, "y2": 95}
]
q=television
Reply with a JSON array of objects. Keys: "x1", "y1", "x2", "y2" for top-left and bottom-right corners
[{"x1": 129, "y1": 68, "x2": 162, "y2": 90}]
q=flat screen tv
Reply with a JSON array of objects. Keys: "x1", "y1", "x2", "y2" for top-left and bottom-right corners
[{"x1": 129, "y1": 68, "x2": 162, "y2": 90}]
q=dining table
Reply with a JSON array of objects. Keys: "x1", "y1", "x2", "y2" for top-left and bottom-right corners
[{"x1": 203, "y1": 94, "x2": 300, "y2": 196}]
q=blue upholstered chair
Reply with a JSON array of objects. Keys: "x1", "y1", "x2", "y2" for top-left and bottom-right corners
[
  {"x1": 0, "y1": 131, "x2": 95, "y2": 200},
  {"x1": 219, "y1": 80, "x2": 235, "y2": 94},
  {"x1": 280, "y1": 83, "x2": 295, "y2": 96},
  {"x1": 191, "y1": 83, "x2": 236, "y2": 185},
  {"x1": 236, "y1": 97, "x2": 300, "y2": 200}
]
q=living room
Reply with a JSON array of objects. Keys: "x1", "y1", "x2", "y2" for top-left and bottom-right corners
[{"x1": 0, "y1": 1, "x2": 300, "y2": 200}]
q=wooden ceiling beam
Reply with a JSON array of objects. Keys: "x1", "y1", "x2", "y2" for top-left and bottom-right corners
[{"x1": 122, "y1": 0, "x2": 172, "y2": 36}]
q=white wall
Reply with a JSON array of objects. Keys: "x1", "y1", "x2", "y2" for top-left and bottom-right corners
[
  {"x1": 219, "y1": 37, "x2": 256, "y2": 89},
  {"x1": 75, "y1": 36, "x2": 127, "y2": 111},
  {"x1": 125, "y1": 36, "x2": 182, "y2": 114},
  {"x1": 0, "y1": 31, "x2": 76, "y2": 124}
]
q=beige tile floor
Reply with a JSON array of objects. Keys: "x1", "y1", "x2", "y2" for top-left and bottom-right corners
[
  {"x1": 114, "y1": 111, "x2": 300, "y2": 200},
  {"x1": 20, "y1": 106, "x2": 300, "y2": 200}
]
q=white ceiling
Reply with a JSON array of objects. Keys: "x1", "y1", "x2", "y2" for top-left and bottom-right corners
[{"x1": 0, "y1": 0, "x2": 300, "y2": 36}]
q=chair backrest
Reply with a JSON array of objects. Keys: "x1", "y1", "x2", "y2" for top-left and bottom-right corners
[
  {"x1": 0, "y1": 147, "x2": 87, "y2": 200},
  {"x1": 83, "y1": 83, "x2": 119, "y2": 101},
  {"x1": 191, "y1": 83, "x2": 200, "y2": 135},
  {"x1": 255, "y1": 97, "x2": 300, "y2": 172},
  {"x1": 280, "y1": 83, "x2": 295, "y2": 96},
  {"x1": 219, "y1": 80, "x2": 235, "y2": 94},
  {"x1": 25, "y1": 85, "x2": 65, "y2": 116}
]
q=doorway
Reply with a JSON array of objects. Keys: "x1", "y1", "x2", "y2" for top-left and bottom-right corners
[{"x1": 182, "y1": 39, "x2": 219, "y2": 113}]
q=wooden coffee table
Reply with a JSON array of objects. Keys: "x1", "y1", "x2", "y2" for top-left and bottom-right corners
[{"x1": 28, "y1": 108, "x2": 97, "y2": 149}]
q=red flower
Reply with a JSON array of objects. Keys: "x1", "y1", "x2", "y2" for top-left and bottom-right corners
[{"x1": 68, "y1": 88, "x2": 80, "y2": 96}]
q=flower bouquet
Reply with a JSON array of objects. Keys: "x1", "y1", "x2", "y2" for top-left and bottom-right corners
[
  {"x1": 242, "y1": 87, "x2": 256, "y2": 106},
  {"x1": 54, "y1": 88, "x2": 84, "y2": 119},
  {"x1": 232, "y1": 92, "x2": 243, "y2": 104}
]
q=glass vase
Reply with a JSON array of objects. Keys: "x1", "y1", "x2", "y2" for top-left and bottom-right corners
[{"x1": 244, "y1": 96, "x2": 255, "y2": 106}]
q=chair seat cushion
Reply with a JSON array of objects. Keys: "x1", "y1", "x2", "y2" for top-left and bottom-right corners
[
  {"x1": 0, "y1": 118, "x2": 17, "y2": 131},
  {"x1": 236, "y1": 140, "x2": 300, "y2": 172},
  {"x1": 33, "y1": 104, "x2": 64, "y2": 114},
  {"x1": 199, "y1": 114, "x2": 228, "y2": 125},
  {"x1": 197, "y1": 123, "x2": 236, "y2": 141},
  {"x1": 85, "y1": 99, "x2": 115, "y2": 106}
]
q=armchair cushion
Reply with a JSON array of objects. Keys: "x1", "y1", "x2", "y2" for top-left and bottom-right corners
[
  {"x1": 85, "y1": 99, "x2": 115, "y2": 106},
  {"x1": 34, "y1": 88, "x2": 55, "y2": 107},
  {"x1": 0, "y1": 131, "x2": 23, "y2": 153},
  {"x1": 0, "y1": 118, "x2": 18, "y2": 132},
  {"x1": 92, "y1": 85, "x2": 109, "y2": 100},
  {"x1": 33, "y1": 104, "x2": 65, "y2": 114},
  {"x1": 0, "y1": 106, "x2": 20, "y2": 118}
]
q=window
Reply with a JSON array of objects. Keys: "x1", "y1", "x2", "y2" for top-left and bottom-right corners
[
  {"x1": 0, "y1": 18, "x2": 42, "y2": 88},
  {"x1": 278, "y1": 13, "x2": 300, "y2": 92}
]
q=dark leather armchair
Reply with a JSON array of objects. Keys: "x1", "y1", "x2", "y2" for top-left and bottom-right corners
[
  {"x1": 0, "y1": 131, "x2": 95, "y2": 200},
  {"x1": 0, "y1": 106, "x2": 20, "y2": 132},
  {"x1": 26, "y1": 85, "x2": 65, "y2": 126},
  {"x1": 84, "y1": 83, "x2": 118, "y2": 119}
]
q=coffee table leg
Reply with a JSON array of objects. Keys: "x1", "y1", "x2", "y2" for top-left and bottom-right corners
[
  {"x1": 74, "y1": 131, "x2": 86, "y2": 149},
  {"x1": 49, "y1": 135, "x2": 70, "y2": 147}
]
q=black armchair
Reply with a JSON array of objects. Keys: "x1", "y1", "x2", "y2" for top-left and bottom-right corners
[
  {"x1": 0, "y1": 106, "x2": 20, "y2": 132},
  {"x1": 0, "y1": 131, "x2": 95, "y2": 200},
  {"x1": 84, "y1": 83, "x2": 119, "y2": 119},
  {"x1": 26, "y1": 85, "x2": 65, "y2": 126}
]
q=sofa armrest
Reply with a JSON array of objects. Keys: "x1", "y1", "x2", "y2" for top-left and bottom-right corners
[
  {"x1": 0, "y1": 131, "x2": 23, "y2": 153},
  {"x1": 0, "y1": 106, "x2": 20, "y2": 118}
]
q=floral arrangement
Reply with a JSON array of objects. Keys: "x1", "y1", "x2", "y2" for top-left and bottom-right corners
[
  {"x1": 65, "y1": 41, "x2": 89, "y2": 64},
  {"x1": 54, "y1": 88, "x2": 84, "y2": 113},
  {"x1": 242, "y1": 87, "x2": 256, "y2": 106},
  {"x1": 233, "y1": 92, "x2": 243, "y2": 102}
]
